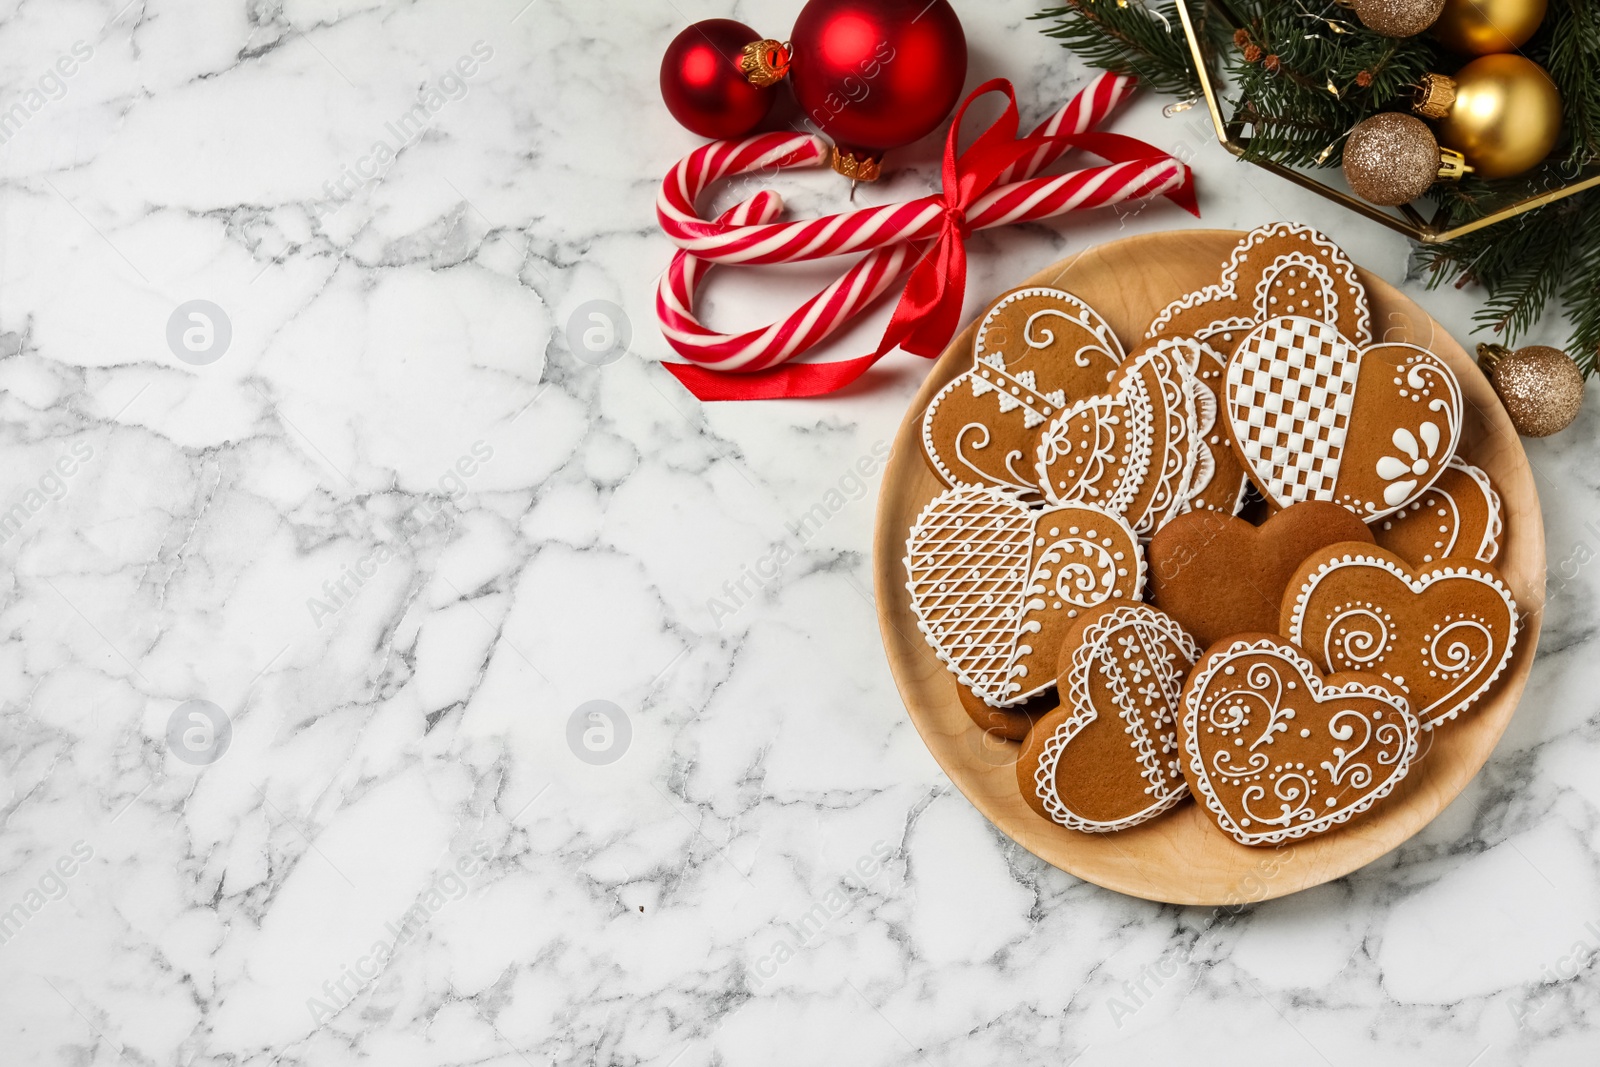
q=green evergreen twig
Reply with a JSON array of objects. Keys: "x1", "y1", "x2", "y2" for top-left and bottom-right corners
[{"x1": 1035, "y1": 0, "x2": 1600, "y2": 372}]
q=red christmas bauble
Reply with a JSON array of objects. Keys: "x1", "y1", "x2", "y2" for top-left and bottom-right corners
[
  {"x1": 660, "y1": 19, "x2": 777, "y2": 140},
  {"x1": 789, "y1": 0, "x2": 967, "y2": 178}
]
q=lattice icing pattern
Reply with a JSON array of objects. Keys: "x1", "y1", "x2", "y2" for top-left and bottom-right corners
[{"x1": 904, "y1": 485, "x2": 1144, "y2": 707}]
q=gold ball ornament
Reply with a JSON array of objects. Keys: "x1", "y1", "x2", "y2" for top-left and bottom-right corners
[
  {"x1": 1342, "y1": 113, "x2": 1469, "y2": 205},
  {"x1": 1416, "y1": 55, "x2": 1562, "y2": 179},
  {"x1": 1351, "y1": 0, "x2": 1447, "y2": 36},
  {"x1": 1478, "y1": 343, "x2": 1585, "y2": 437},
  {"x1": 1432, "y1": 0, "x2": 1546, "y2": 54}
]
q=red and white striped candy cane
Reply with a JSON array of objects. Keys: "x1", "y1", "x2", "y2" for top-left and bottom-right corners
[
  {"x1": 656, "y1": 73, "x2": 1139, "y2": 263},
  {"x1": 655, "y1": 74, "x2": 1196, "y2": 387},
  {"x1": 658, "y1": 200, "x2": 917, "y2": 373}
]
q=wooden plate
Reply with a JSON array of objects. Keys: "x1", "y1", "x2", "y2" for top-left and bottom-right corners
[{"x1": 872, "y1": 229, "x2": 1545, "y2": 905}]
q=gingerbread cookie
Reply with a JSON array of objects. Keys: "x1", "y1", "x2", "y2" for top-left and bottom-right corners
[
  {"x1": 923, "y1": 288, "x2": 1124, "y2": 498},
  {"x1": 1226, "y1": 316, "x2": 1463, "y2": 521},
  {"x1": 1373, "y1": 457, "x2": 1503, "y2": 566},
  {"x1": 1182, "y1": 339, "x2": 1252, "y2": 515},
  {"x1": 1035, "y1": 337, "x2": 1203, "y2": 537},
  {"x1": 1178, "y1": 634, "x2": 1419, "y2": 846},
  {"x1": 1148, "y1": 501, "x2": 1374, "y2": 648},
  {"x1": 1147, "y1": 222, "x2": 1373, "y2": 354},
  {"x1": 1018, "y1": 601, "x2": 1201, "y2": 832},
  {"x1": 1281, "y1": 542, "x2": 1518, "y2": 730},
  {"x1": 905, "y1": 486, "x2": 1144, "y2": 707}
]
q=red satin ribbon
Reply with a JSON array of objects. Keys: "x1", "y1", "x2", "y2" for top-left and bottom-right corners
[{"x1": 664, "y1": 79, "x2": 1198, "y2": 402}]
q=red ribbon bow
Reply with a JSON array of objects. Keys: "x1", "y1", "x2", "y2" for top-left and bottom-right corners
[{"x1": 662, "y1": 79, "x2": 1198, "y2": 401}]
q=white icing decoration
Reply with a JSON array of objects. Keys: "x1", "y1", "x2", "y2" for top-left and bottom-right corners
[
  {"x1": 1032, "y1": 604, "x2": 1201, "y2": 832},
  {"x1": 1034, "y1": 338, "x2": 1204, "y2": 537},
  {"x1": 1377, "y1": 456, "x2": 1503, "y2": 563},
  {"x1": 1376, "y1": 456, "x2": 1411, "y2": 480},
  {"x1": 1284, "y1": 550, "x2": 1519, "y2": 730},
  {"x1": 903, "y1": 486, "x2": 1145, "y2": 707},
  {"x1": 1180, "y1": 637, "x2": 1419, "y2": 846},
  {"x1": 1225, "y1": 315, "x2": 1462, "y2": 521},
  {"x1": 921, "y1": 288, "x2": 1125, "y2": 498},
  {"x1": 1451, "y1": 456, "x2": 1503, "y2": 563},
  {"x1": 1146, "y1": 223, "x2": 1373, "y2": 348}
]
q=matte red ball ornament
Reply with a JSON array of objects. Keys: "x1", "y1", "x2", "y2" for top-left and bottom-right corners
[
  {"x1": 660, "y1": 19, "x2": 787, "y2": 140},
  {"x1": 789, "y1": 0, "x2": 968, "y2": 180}
]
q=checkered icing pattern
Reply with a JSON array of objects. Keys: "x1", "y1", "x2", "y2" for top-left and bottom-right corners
[{"x1": 1227, "y1": 317, "x2": 1360, "y2": 505}]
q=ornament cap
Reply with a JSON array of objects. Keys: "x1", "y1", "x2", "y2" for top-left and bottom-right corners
[
  {"x1": 830, "y1": 145, "x2": 883, "y2": 182},
  {"x1": 739, "y1": 39, "x2": 791, "y2": 87},
  {"x1": 1438, "y1": 146, "x2": 1471, "y2": 180},
  {"x1": 1414, "y1": 73, "x2": 1457, "y2": 120},
  {"x1": 1476, "y1": 341, "x2": 1511, "y2": 373}
]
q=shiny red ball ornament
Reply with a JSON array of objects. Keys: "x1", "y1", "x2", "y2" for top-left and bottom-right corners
[
  {"x1": 789, "y1": 0, "x2": 968, "y2": 180},
  {"x1": 660, "y1": 19, "x2": 785, "y2": 140}
]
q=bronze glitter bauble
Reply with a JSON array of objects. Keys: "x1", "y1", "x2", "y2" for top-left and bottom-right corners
[
  {"x1": 1429, "y1": 54, "x2": 1562, "y2": 179},
  {"x1": 1433, "y1": 0, "x2": 1546, "y2": 54},
  {"x1": 1343, "y1": 113, "x2": 1454, "y2": 205},
  {"x1": 1352, "y1": 0, "x2": 1446, "y2": 36},
  {"x1": 1479, "y1": 343, "x2": 1585, "y2": 437}
]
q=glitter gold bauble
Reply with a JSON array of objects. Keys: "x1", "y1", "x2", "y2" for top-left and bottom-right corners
[
  {"x1": 1425, "y1": 55, "x2": 1562, "y2": 179},
  {"x1": 1478, "y1": 343, "x2": 1585, "y2": 437},
  {"x1": 1433, "y1": 0, "x2": 1546, "y2": 54},
  {"x1": 1352, "y1": 0, "x2": 1446, "y2": 36},
  {"x1": 1342, "y1": 112, "x2": 1469, "y2": 205}
]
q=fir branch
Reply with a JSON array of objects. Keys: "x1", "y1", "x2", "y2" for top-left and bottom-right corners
[
  {"x1": 1037, "y1": 0, "x2": 1600, "y2": 372},
  {"x1": 1555, "y1": 193, "x2": 1600, "y2": 373},
  {"x1": 1225, "y1": 0, "x2": 1440, "y2": 166},
  {"x1": 1417, "y1": 189, "x2": 1600, "y2": 371},
  {"x1": 1032, "y1": 0, "x2": 1203, "y2": 99},
  {"x1": 1545, "y1": 0, "x2": 1600, "y2": 164}
]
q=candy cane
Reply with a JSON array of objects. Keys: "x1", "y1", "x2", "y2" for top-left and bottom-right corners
[
  {"x1": 658, "y1": 202, "x2": 917, "y2": 373},
  {"x1": 655, "y1": 73, "x2": 1191, "y2": 377},
  {"x1": 656, "y1": 73, "x2": 1140, "y2": 262}
]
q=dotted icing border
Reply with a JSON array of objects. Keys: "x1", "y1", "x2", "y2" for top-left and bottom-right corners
[
  {"x1": 1283, "y1": 549, "x2": 1519, "y2": 730},
  {"x1": 1180, "y1": 637, "x2": 1420, "y2": 846},
  {"x1": 1146, "y1": 222, "x2": 1372, "y2": 347},
  {"x1": 1033, "y1": 604, "x2": 1199, "y2": 831},
  {"x1": 1450, "y1": 456, "x2": 1504, "y2": 564}
]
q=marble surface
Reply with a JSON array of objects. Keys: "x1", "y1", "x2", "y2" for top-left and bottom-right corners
[{"x1": 0, "y1": 0, "x2": 1596, "y2": 1063}]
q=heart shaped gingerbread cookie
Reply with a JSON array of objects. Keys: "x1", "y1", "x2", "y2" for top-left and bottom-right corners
[
  {"x1": 1148, "y1": 501, "x2": 1374, "y2": 648},
  {"x1": 922, "y1": 288, "x2": 1124, "y2": 498},
  {"x1": 1147, "y1": 222, "x2": 1372, "y2": 354},
  {"x1": 905, "y1": 486, "x2": 1144, "y2": 707},
  {"x1": 1226, "y1": 316, "x2": 1463, "y2": 521},
  {"x1": 1179, "y1": 634, "x2": 1419, "y2": 846},
  {"x1": 1373, "y1": 457, "x2": 1502, "y2": 566},
  {"x1": 1281, "y1": 542, "x2": 1518, "y2": 730},
  {"x1": 1018, "y1": 601, "x2": 1201, "y2": 832},
  {"x1": 1035, "y1": 338, "x2": 1204, "y2": 536}
]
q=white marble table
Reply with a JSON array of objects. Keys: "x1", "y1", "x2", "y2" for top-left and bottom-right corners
[{"x1": 0, "y1": 0, "x2": 1595, "y2": 1063}]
